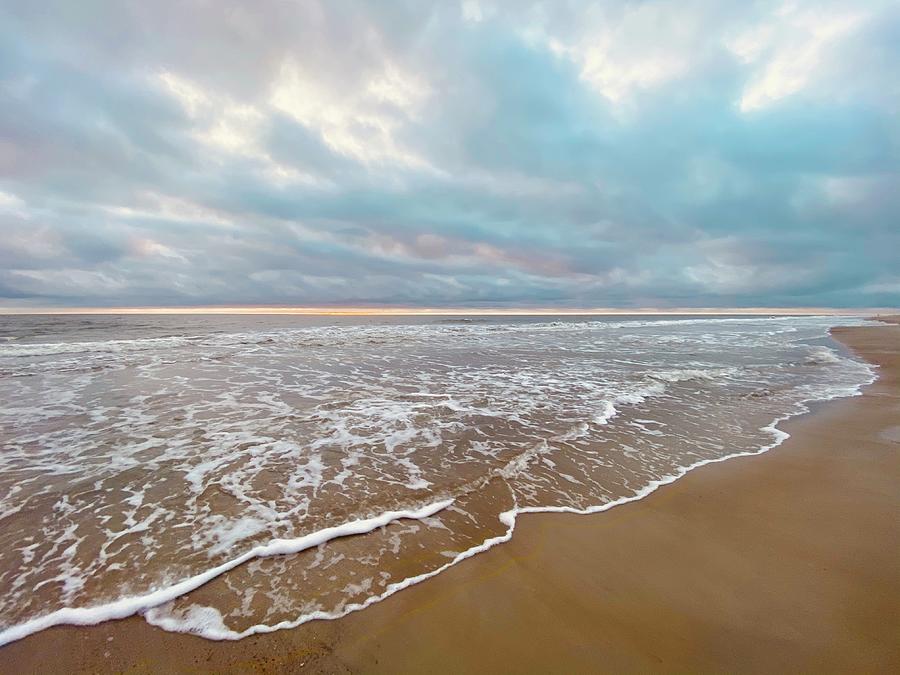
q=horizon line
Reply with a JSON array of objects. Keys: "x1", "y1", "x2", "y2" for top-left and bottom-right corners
[{"x1": 0, "y1": 305, "x2": 892, "y2": 316}]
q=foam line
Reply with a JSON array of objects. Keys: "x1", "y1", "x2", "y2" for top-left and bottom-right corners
[
  {"x1": 145, "y1": 508, "x2": 520, "y2": 639},
  {"x1": 0, "y1": 499, "x2": 453, "y2": 647}
]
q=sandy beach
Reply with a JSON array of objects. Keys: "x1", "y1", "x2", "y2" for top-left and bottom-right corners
[{"x1": 1, "y1": 320, "x2": 897, "y2": 673}]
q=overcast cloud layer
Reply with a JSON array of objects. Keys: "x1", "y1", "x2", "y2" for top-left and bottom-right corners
[{"x1": 1, "y1": 0, "x2": 898, "y2": 309}]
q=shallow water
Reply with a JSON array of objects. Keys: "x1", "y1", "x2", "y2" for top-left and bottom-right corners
[{"x1": 0, "y1": 314, "x2": 874, "y2": 643}]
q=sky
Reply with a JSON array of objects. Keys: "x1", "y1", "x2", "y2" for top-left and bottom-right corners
[{"x1": 0, "y1": 1, "x2": 898, "y2": 310}]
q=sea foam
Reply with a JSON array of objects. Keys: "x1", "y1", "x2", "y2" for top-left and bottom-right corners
[
  {"x1": 0, "y1": 500, "x2": 453, "y2": 647},
  {"x1": 0, "y1": 314, "x2": 876, "y2": 645}
]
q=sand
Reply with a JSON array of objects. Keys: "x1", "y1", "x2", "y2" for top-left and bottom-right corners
[{"x1": 1, "y1": 321, "x2": 897, "y2": 673}]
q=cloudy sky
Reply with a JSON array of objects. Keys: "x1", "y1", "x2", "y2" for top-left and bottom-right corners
[{"x1": 1, "y1": 1, "x2": 898, "y2": 309}]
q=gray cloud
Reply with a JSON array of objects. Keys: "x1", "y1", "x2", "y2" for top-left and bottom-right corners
[{"x1": 0, "y1": 0, "x2": 898, "y2": 308}]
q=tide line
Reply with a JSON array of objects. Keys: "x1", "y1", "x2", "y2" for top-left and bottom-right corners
[{"x1": 0, "y1": 499, "x2": 453, "y2": 647}]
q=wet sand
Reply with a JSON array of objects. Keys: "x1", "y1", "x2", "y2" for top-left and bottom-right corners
[{"x1": 1, "y1": 321, "x2": 898, "y2": 673}]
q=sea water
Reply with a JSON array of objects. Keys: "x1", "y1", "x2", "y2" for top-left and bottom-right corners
[{"x1": 0, "y1": 314, "x2": 875, "y2": 644}]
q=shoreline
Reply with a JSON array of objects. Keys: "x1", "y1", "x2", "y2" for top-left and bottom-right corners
[
  {"x1": 0, "y1": 307, "x2": 884, "y2": 316},
  {"x1": 0, "y1": 322, "x2": 872, "y2": 648},
  {"x1": 1, "y1": 321, "x2": 897, "y2": 672}
]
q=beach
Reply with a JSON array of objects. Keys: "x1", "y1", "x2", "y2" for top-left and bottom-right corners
[
  {"x1": 3, "y1": 0, "x2": 897, "y2": 669},
  {"x1": 0, "y1": 319, "x2": 897, "y2": 673}
]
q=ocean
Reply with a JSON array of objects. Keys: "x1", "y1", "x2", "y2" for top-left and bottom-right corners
[{"x1": 0, "y1": 313, "x2": 875, "y2": 644}]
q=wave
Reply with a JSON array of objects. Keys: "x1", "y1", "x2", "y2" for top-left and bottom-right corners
[
  {"x1": 0, "y1": 499, "x2": 452, "y2": 647},
  {"x1": 0, "y1": 335, "x2": 199, "y2": 358},
  {"x1": 142, "y1": 356, "x2": 876, "y2": 641},
  {"x1": 0, "y1": 314, "x2": 850, "y2": 359},
  {"x1": 648, "y1": 367, "x2": 740, "y2": 383},
  {"x1": 805, "y1": 345, "x2": 843, "y2": 365}
]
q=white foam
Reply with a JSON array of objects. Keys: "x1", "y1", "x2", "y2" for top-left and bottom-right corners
[
  {"x1": 144, "y1": 507, "x2": 520, "y2": 640},
  {"x1": 0, "y1": 336, "x2": 196, "y2": 358},
  {"x1": 806, "y1": 345, "x2": 843, "y2": 365},
  {"x1": 613, "y1": 381, "x2": 667, "y2": 405},
  {"x1": 142, "y1": 350, "x2": 878, "y2": 642},
  {"x1": 649, "y1": 367, "x2": 737, "y2": 383},
  {"x1": 0, "y1": 499, "x2": 453, "y2": 647},
  {"x1": 593, "y1": 400, "x2": 618, "y2": 425}
]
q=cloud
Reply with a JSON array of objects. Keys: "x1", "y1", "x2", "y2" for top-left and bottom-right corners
[
  {"x1": 0, "y1": 0, "x2": 897, "y2": 308},
  {"x1": 735, "y1": 3, "x2": 869, "y2": 112}
]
